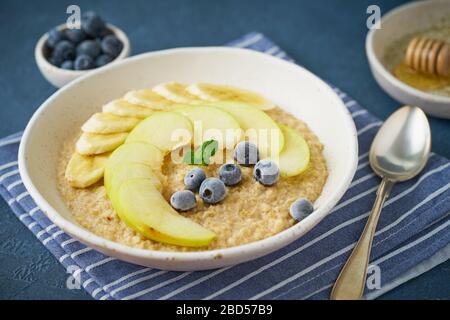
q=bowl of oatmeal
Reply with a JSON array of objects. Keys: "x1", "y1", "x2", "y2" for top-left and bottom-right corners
[
  {"x1": 366, "y1": 0, "x2": 450, "y2": 119},
  {"x1": 19, "y1": 47, "x2": 358, "y2": 270}
]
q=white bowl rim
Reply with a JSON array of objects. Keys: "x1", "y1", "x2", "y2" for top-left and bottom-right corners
[
  {"x1": 35, "y1": 23, "x2": 130, "y2": 75},
  {"x1": 19, "y1": 46, "x2": 358, "y2": 263},
  {"x1": 365, "y1": 0, "x2": 450, "y2": 105}
]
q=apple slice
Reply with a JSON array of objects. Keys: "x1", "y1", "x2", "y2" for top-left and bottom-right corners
[
  {"x1": 173, "y1": 105, "x2": 242, "y2": 149},
  {"x1": 81, "y1": 113, "x2": 140, "y2": 134},
  {"x1": 105, "y1": 162, "x2": 162, "y2": 199},
  {"x1": 106, "y1": 142, "x2": 164, "y2": 172},
  {"x1": 271, "y1": 124, "x2": 310, "y2": 177},
  {"x1": 65, "y1": 152, "x2": 110, "y2": 188},
  {"x1": 208, "y1": 101, "x2": 284, "y2": 158},
  {"x1": 76, "y1": 132, "x2": 128, "y2": 155},
  {"x1": 115, "y1": 178, "x2": 216, "y2": 247},
  {"x1": 102, "y1": 99, "x2": 154, "y2": 119},
  {"x1": 124, "y1": 89, "x2": 173, "y2": 110},
  {"x1": 126, "y1": 112, "x2": 193, "y2": 152}
]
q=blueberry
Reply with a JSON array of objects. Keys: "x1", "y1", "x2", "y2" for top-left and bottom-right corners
[
  {"x1": 234, "y1": 141, "x2": 259, "y2": 166},
  {"x1": 253, "y1": 159, "x2": 279, "y2": 186},
  {"x1": 170, "y1": 190, "x2": 197, "y2": 211},
  {"x1": 47, "y1": 27, "x2": 66, "y2": 49},
  {"x1": 74, "y1": 54, "x2": 95, "y2": 70},
  {"x1": 219, "y1": 163, "x2": 242, "y2": 186},
  {"x1": 81, "y1": 12, "x2": 106, "y2": 37},
  {"x1": 199, "y1": 178, "x2": 226, "y2": 204},
  {"x1": 51, "y1": 40, "x2": 75, "y2": 65},
  {"x1": 65, "y1": 28, "x2": 87, "y2": 45},
  {"x1": 48, "y1": 55, "x2": 62, "y2": 66},
  {"x1": 60, "y1": 60, "x2": 74, "y2": 70},
  {"x1": 289, "y1": 198, "x2": 314, "y2": 221},
  {"x1": 76, "y1": 40, "x2": 101, "y2": 58},
  {"x1": 184, "y1": 167, "x2": 206, "y2": 191},
  {"x1": 101, "y1": 35, "x2": 123, "y2": 58},
  {"x1": 95, "y1": 54, "x2": 114, "y2": 67}
]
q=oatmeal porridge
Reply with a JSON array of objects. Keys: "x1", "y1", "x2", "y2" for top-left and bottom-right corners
[{"x1": 58, "y1": 83, "x2": 328, "y2": 251}]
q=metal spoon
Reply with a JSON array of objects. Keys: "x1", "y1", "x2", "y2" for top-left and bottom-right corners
[{"x1": 330, "y1": 106, "x2": 431, "y2": 300}]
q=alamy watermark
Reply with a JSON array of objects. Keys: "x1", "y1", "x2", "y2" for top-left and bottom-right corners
[
  {"x1": 366, "y1": 264, "x2": 381, "y2": 290},
  {"x1": 367, "y1": 5, "x2": 381, "y2": 30},
  {"x1": 66, "y1": 4, "x2": 81, "y2": 29},
  {"x1": 169, "y1": 124, "x2": 281, "y2": 166},
  {"x1": 66, "y1": 265, "x2": 81, "y2": 290}
]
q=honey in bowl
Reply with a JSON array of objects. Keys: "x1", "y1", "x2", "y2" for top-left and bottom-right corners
[
  {"x1": 393, "y1": 61, "x2": 450, "y2": 92},
  {"x1": 384, "y1": 25, "x2": 450, "y2": 97}
]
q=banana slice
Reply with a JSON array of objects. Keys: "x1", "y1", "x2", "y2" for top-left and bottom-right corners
[
  {"x1": 123, "y1": 89, "x2": 173, "y2": 110},
  {"x1": 81, "y1": 113, "x2": 141, "y2": 134},
  {"x1": 76, "y1": 132, "x2": 128, "y2": 155},
  {"x1": 102, "y1": 99, "x2": 154, "y2": 118},
  {"x1": 152, "y1": 82, "x2": 201, "y2": 104},
  {"x1": 186, "y1": 83, "x2": 275, "y2": 110},
  {"x1": 65, "y1": 152, "x2": 110, "y2": 188}
]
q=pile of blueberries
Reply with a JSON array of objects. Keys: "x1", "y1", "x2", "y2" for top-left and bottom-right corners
[
  {"x1": 46, "y1": 11, "x2": 124, "y2": 71},
  {"x1": 170, "y1": 141, "x2": 314, "y2": 221}
]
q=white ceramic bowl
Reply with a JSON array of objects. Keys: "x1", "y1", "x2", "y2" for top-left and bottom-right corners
[
  {"x1": 35, "y1": 23, "x2": 130, "y2": 88},
  {"x1": 366, "y1": 0, "x2": 450, "y2": 119},
  {"x1": 19, "y1": 47, "x2": 358, "y2": 271}
]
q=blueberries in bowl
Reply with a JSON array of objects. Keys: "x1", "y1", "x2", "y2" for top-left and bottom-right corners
[
  {"x1": 76, "y1": 40, "x2": 101, "y2": 58},
  {"x1": 81, "y1": 11, "x2": 106, "y2": 37},
  {"x1": 50, "y1": 40, "x2": 75, "y2": 66},
  {"x1": 74, "y1": 54, "x2": 95, "y2": 70},
  {"x1": 64, "y1": 29, "x2": 87, "y2": 45},
  {"x1": 47, "y1": 28, "x2": 66, "y2": 49},
  {"x1": 60, "y1": 60, "x2": 74, "y2": 70},
  {"x1": 44, "y1": 11, "x2": 124, "y2": 71},
  {"x1": 101, "y1": 35, "x2": 123, "y2": 58},
  {"x1": 95, "y1": 54, "x2": 114, "y2": 67}
]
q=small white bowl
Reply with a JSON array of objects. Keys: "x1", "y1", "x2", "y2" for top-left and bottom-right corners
[
  {"x1": 20, "y1": 47, "x2": 358, "y2": 271},
  {"x1": 35, "y1": 23, "x2": 130, "y2": 88},
  {"x1": 366, "y1": 0, "x2": 450, "y2": 119}
]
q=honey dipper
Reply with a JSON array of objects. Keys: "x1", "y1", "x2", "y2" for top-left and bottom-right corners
[{"x1": 405, "y1": 36, "x2": 450, "y2": 77}]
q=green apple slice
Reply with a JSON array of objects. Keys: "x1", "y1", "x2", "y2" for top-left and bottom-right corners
[
  {"x1": 173, "y1": 105, "x2": 242, "y2": 149},
  {"x1": 106, "y1": 142, "x2": 164, "y2": 173},
  {"x1": 126, "y1": 112, "x2": 193, "y2": 152},
  {"x1": 271, "y1": 124, "x2": 310, "y2": 177},
  {"x1": 116, "y1": 178, "x2": 216, "y2": 247},
  {"x1": 208, "y1": 101, "x2": 284, "y2": 158}
]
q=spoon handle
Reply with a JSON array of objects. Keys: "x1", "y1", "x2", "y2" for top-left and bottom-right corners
[{"x1": 331, "y1": 178, "x2": 395, "y2": 300}]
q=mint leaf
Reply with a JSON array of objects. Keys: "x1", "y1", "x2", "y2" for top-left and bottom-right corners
[
  {"x1": 202, "y1": 139, "x2": 219, "y2": 165},
  {"x1": 182, "y1": 139, "x2": 219, "y2": 165},
  {"x1": 183, "y1": 149, "x2": 195, "y2": 165}
]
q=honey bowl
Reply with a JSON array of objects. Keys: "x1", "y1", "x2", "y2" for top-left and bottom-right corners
[{"x1": 366, "y1": 0, "x2": 450, "y2": 119}]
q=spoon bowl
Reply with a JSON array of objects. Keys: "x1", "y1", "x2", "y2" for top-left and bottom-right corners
[{"x1": 370, "y1": 106, "x2": 431, "y2": 182}]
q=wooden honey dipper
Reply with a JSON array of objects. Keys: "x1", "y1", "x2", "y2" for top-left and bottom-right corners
[{"x1": 405, "y1": 36, "x2": 450, "y2": 77}]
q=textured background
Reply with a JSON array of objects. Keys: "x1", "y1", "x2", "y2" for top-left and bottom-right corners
[{"x1": 0, "y1": 0, "x2": 449, "y2": 299}]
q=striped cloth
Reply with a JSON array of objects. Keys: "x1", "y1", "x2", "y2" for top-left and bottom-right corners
[{"x1": 1, "y1": 32, "x2": 449, "y2": 300}]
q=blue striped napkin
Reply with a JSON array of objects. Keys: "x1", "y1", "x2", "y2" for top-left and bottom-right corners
[{"x1": 1, "y1": 32, "x2": 449, "y2": 300}]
